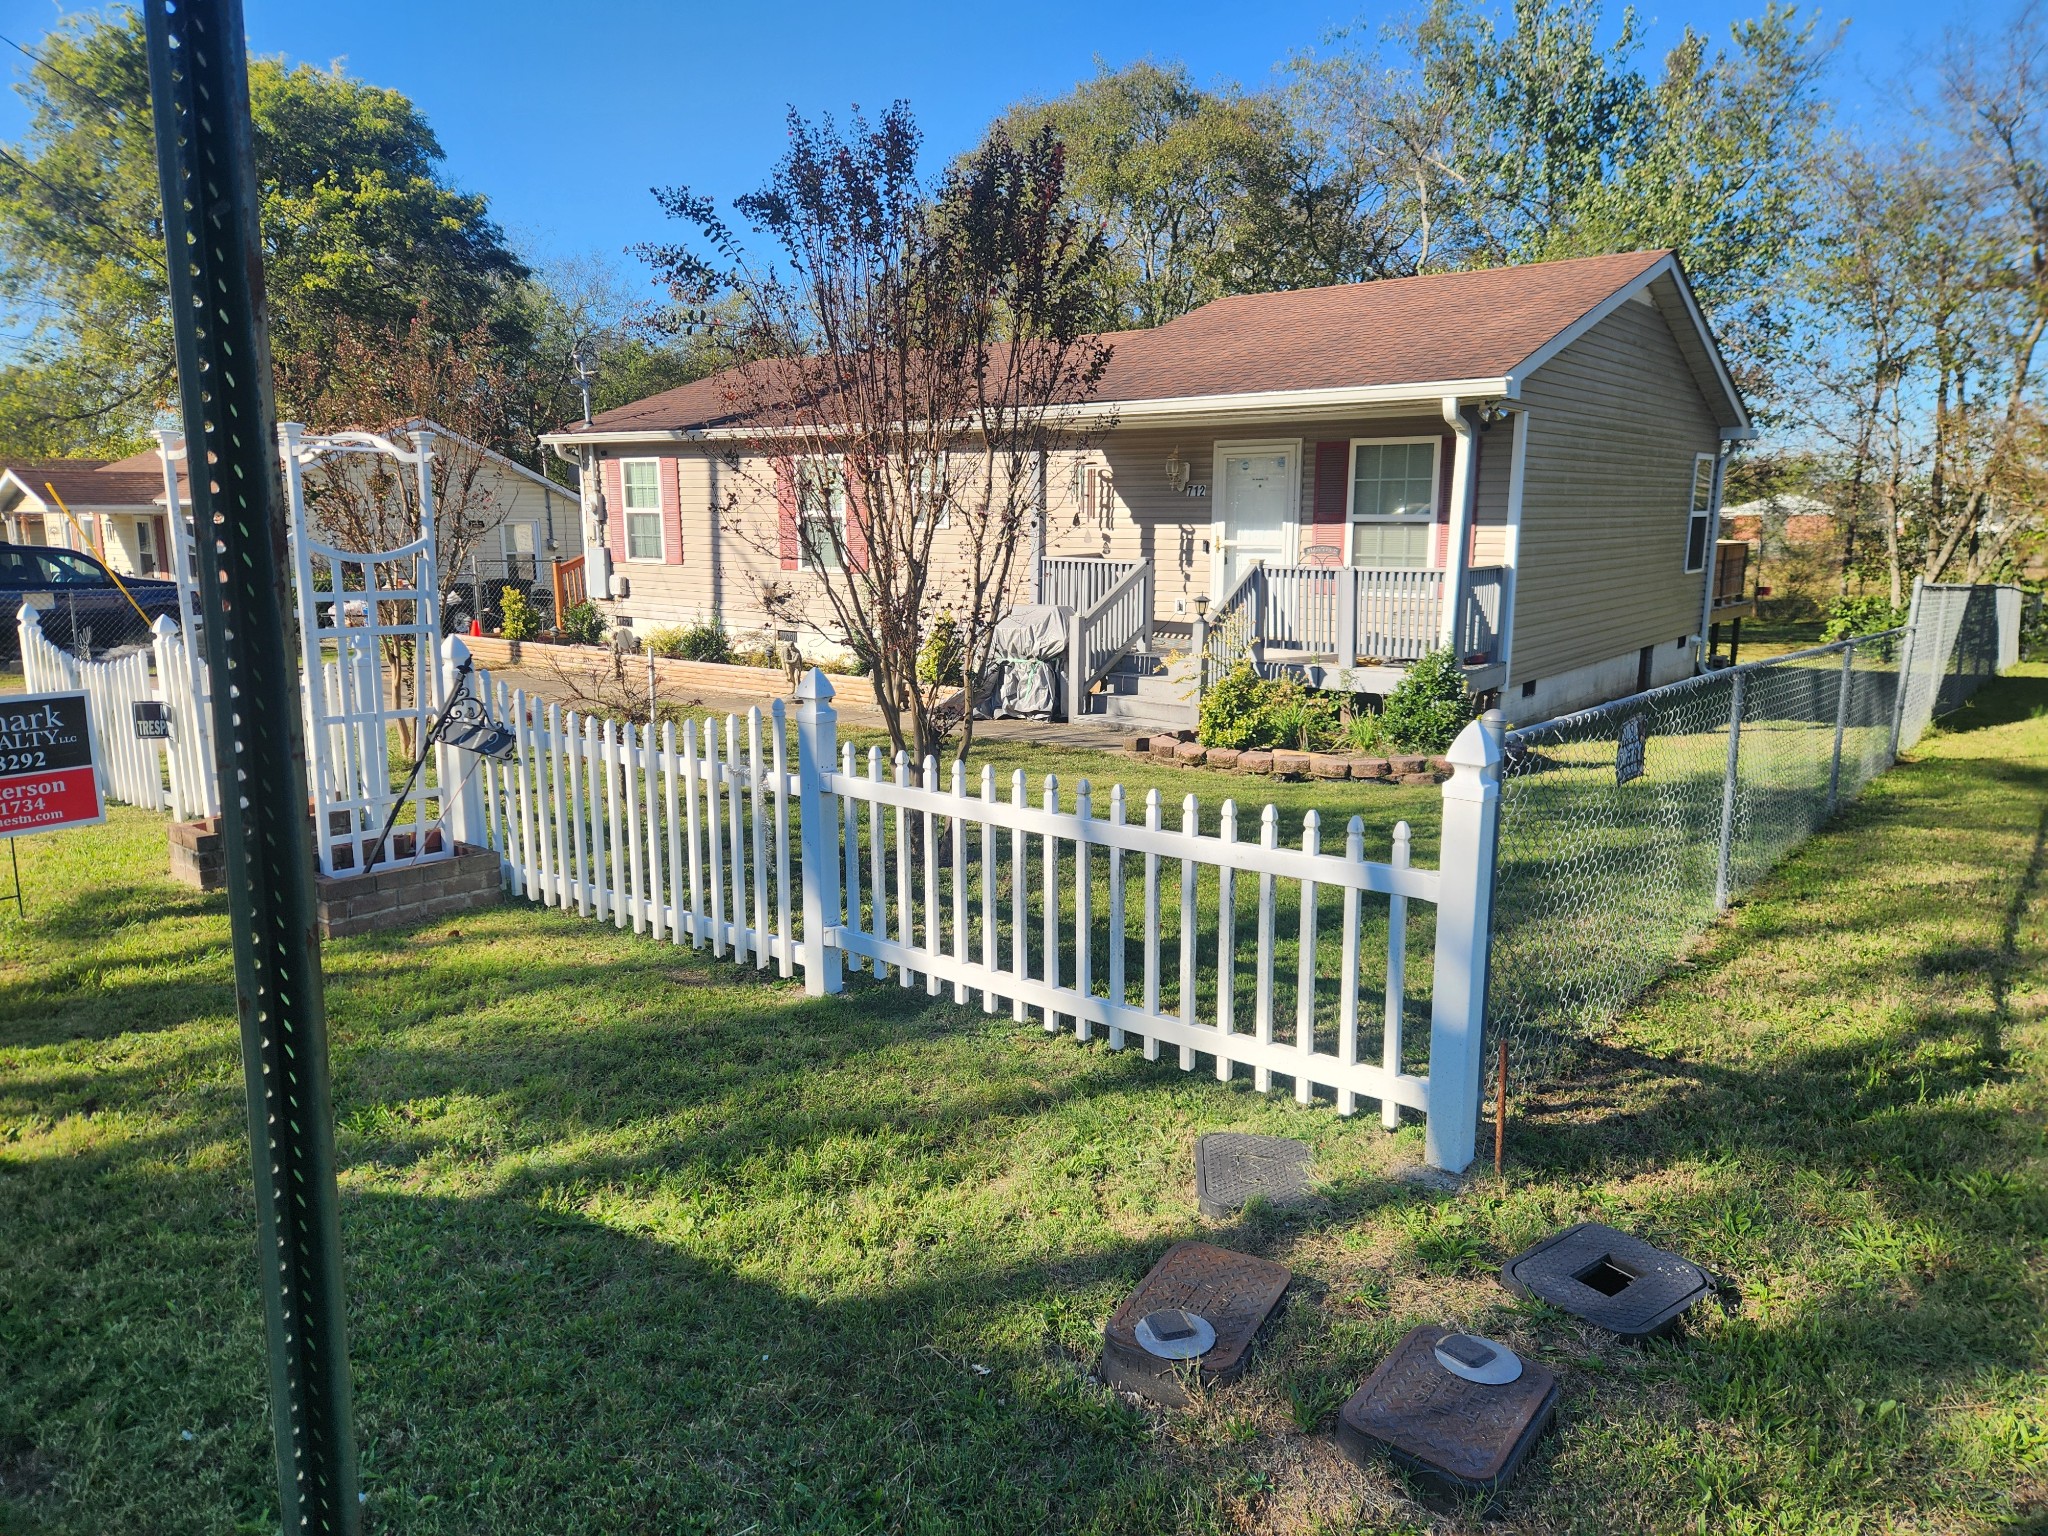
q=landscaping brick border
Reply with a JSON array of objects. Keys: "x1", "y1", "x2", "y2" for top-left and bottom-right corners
[{"x1": 1129, "y1": 732, "x2": 1448, "y2": 785}]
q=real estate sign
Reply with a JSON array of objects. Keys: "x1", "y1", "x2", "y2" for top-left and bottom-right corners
[{"x1": 0, "y1": 692, "x2": 104, "y2": 839}]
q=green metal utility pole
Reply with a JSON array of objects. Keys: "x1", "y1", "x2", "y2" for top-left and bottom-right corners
[{"x1": 143, "y1": 2, "x2": 362, "y2": 1530}]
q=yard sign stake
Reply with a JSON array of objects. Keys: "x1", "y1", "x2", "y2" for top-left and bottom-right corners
[{"x1": 145, "y1": 2, "x2": 362, "y2": 1530}]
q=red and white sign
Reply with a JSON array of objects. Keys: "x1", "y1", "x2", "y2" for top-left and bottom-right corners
[{"x1": 0, "y1": 691, "x2": 103, "y2": 839}]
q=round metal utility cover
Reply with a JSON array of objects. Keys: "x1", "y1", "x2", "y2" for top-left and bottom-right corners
[
  {"x1": 1432, "y1": 1333, "x2": 1525, "y2": 1385},
  {"x1": 1135, "y1": 1308, "x2": 1217, "y2": 1360}
]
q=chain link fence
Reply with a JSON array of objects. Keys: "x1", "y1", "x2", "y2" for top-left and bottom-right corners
[
  {"x1": 1488, "y1": 582, "x2": 2023, "y2": 1077},
  {"x1": 444, "y1": 553, "x2": 562, "y2": 638}
]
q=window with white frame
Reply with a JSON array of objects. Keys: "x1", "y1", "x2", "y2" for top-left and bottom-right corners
[
  {"x1": 799, "y1": 457, "x2": 846, "y2": 573},
  {"x1": 1348, "y1": 438, "x2": 1439, "y2": 568},
  {"x1": 621, "y1": 459, "x2": 663, "y2": 561},
  {"x1": 1683, "y1": 453, "x2": 1716, "y2": 573},
  {"x1": 914, "y1": 453, "x2": 952, "y2": 534}
]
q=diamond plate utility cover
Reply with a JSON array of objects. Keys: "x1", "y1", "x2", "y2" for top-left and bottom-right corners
[
  {"x1": 1499, "y1": 1222, "x2": 1712, "y2": 1342},
  {"x1": 1101, "y1": 1241, "x2": 1292, "y2": 1405},
  {"x1": 1336, "y1": 1325, "x2": 1559, "y2": 1494},
  {"x1": 1194, "y1": 1133, "x2": 1315, "y2": 1220}
]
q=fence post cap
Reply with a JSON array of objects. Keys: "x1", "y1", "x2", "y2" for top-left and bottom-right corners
[
  {"x1": 795, "y1": 666, "x2": 836, "y2": 704},
  {"x1": 440, "y1": 633, "x2": 471, "y2": 667},
  {"x1": 150, "y1": 613, "x2": 178, "y2": 638}
]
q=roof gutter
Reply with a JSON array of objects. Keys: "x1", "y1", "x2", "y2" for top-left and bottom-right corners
[{"x1": 538, "y1": 376, "x2": 1517, "y2": 452}]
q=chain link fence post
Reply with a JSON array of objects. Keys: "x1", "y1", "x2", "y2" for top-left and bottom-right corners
[
  {"x1": 1889, "y1": 579, "x2": 1924, "y2": 762},
  {"x1": 1713, "y1": 671, "x2": 1746, "y2": 913},
  {"x1": 1827, "y1": 639, "x2": 1855, "y2": 812}
]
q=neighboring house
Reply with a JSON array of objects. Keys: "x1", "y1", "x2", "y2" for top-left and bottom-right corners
[
  {"x1": 300, "y1": 418, "x2": 586, "y2": 586},
  {"x1": 0, "y1": 454, "x2": 181, "y2": 576},
  {"x1": 1721, "y1": 494, "x2": 1836, "y2": 548},
  {"x1": 5, "y1": 421, "x2": 582, "y2": 591},
  {"x1": 539, "y1": 249, "x2": 1754, "y2": 723}
]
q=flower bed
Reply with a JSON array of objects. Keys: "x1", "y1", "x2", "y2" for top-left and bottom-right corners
[{"x1": 1128, "y1": 732, "x2": 1448, "y2": 784}]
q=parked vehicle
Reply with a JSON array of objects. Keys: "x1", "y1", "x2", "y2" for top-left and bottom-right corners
[{"x1": 0, "y1": 541, "x2": 181, "y2": 662}]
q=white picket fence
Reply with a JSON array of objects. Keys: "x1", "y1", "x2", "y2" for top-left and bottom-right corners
[
  {"x1": 15, "y1": 607, "x2": 216, "y2": 819},
  {"x1": 450, "y1": 656, "x2": 1500, "y2": 1171}
]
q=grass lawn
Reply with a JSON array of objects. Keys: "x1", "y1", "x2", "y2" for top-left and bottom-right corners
[{"x1": 2, "y1": 671, "x2": 2045, "y2": 1534}]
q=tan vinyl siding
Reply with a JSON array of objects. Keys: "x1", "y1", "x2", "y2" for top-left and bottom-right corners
[
  {"x1": 600, "y1": 408, "x2": 1515, "y2": 642},
  {"x1": 1509, "y1": 299, "x2": 1719, "y2": 685}
]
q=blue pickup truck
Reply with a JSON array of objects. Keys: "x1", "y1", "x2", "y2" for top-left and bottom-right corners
[{"x1": 0, "y1": 542, "x2": 183, "y2": 663}]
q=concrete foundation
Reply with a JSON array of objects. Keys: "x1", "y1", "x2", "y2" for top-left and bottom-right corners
[{"x1": 1510, "y1": 634, "x2": 1698, "y2": 724}]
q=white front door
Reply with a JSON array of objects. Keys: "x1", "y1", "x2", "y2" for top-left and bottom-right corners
[{"x1": 1215, "y1": 444, "x2": 1297, "y2": 597}]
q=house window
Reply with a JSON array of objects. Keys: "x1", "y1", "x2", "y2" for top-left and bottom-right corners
[
  {"x1": 799, "y1": 458, "x2": 846, "y2": 573},
  {"x1": 1683, "y1": 453, "x2": 1716, "y2": 573},
  {"x1": 1348, "y1": 439, "x2": 1438, "y2": 569},
  {"x1": 621, "y1": 460, "x2": 663, "y2": 561},
  {"x1": 915, "y1": 454, "x2": 952, "y2": 534}
]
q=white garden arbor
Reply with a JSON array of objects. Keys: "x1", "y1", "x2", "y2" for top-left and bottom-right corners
[{"x1": 280, "y1": 422, "x2": 449, "y2": 878}]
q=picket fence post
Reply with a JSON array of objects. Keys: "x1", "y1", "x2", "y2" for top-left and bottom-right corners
[
  {"x1": 438, "y1": 635, "x2": 487, "y2": 850},
  {"x1": 1425, "y1": 708, "x2": 1503, "y2": 1175},
  {"x1": 794, "y1": 667, "x2": 843, "y2": 996}
]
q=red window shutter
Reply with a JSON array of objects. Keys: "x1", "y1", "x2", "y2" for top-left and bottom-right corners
[
  {"x1": 603, "y1": 457, "x2": 626, "y2": 566},
  {"x1": 776, "y1": 458, "x2": 800, "y2": 570},
  {"x1": 1306, "y1": 441, "x2": 1350, "y2": 564},
  {"x1": 845, "y1": 471, "x2": 870, "y2": 574},
  {"x1": 664, "y1": 456, "x2": 684, "y2": 565}
]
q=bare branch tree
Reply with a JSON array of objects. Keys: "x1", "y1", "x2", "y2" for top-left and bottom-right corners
[{"x1": 639, "y1": 105, "x2": 1112, "y2": 764}]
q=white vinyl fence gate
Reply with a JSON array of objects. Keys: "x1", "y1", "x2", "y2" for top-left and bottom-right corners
[{"x1": 449, "y1": 659, "x2": 1502, "y2": 1173}]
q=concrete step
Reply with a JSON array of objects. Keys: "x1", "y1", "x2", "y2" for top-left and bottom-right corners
[{"x1": 1081, "y1": 692, "x2": 1196, "y2": 729}]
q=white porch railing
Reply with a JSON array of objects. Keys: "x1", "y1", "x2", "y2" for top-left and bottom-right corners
[
  {"x1": 1258, "y1": 564, "x2": 1509, "y2": 667},
  {"x1": 1066, "y1": 561, "x2": 1154, "y2": 720},
  {"x1": 1039, "y1": 557, "x2": 1143, "y2": 615}
]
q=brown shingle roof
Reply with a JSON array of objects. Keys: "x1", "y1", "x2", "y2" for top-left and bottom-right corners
[
  {"x1": 2, "y1": 449, "x2": 193, "y2": 509},
  {"x1": 560, "y1": 250, "x2": 1675, "y2": 437}
]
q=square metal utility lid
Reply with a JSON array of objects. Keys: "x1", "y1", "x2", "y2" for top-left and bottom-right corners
[
  {"x1": 1101, "y1": 1241, "x2": 1291, "y2": 1405},
  {"x1": 1499, "y1": 1222, "x2": 1713, "y2": 1342},
  {"x1": 1336, "y1": 1325, "x2": 1559, "y2": 1494},
  {"x1": 1194, "y1": 1133, "x2": 1315, "y2": 1220}
]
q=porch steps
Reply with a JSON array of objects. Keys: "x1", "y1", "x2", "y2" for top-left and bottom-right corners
[{"x1": 1078, "y1": 650, "x2": 1197, "y2": 731}]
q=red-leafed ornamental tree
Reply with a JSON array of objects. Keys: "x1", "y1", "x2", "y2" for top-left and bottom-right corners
[{"x1": 639, "y1": 104, "x2": 1113, "y2": 764}]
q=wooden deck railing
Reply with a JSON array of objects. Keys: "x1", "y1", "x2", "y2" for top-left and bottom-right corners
[
  {"x1": 1712, "y1": 540, "x2": 1750, "y2": 608},
  {"x1": 551, "y1": 554, "x2": 587, "y2": 616}
]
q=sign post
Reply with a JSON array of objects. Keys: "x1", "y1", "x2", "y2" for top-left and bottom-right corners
[{"x1": 0, "y1": 690, "x2": 105, "y2": 916}]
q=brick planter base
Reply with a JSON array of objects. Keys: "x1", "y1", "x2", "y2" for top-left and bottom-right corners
[
  {"x1": 315, "y1": 842, "x2": 503, "y2": 937},
  {"x1": 168, "y1": 817, "x2": 227, "y2": 891},
  {"x1": 170, "y1": 818, "x2": 504, "y2": 935}
]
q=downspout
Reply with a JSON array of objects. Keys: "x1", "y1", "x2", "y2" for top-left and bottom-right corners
[
  {"x1": 1439, "y1": 396, "x2": 1479, "y2": 654},
  {"x1": 1694, "y1": 437, "x2": 1735, "y2": 668}
]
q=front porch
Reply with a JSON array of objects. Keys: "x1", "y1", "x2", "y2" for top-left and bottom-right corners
[{"x1": 1036, "y1": 555, "x2": 1509, "y2": 731}]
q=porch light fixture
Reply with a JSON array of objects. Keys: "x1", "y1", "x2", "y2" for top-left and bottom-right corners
[{"x1": 1165, "y1": 446, "x2": 1190, "y2": 494}]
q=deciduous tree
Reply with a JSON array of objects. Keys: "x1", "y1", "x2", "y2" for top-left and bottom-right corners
[{"x1": 640, "y1": 104, "x2": 1112, "y2": 764}]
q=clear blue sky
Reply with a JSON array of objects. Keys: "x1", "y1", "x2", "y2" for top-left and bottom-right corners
[{"x1": 0, "y1": 0, "x2": 2008, "y2": 300}]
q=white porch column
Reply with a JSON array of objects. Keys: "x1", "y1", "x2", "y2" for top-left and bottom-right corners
[
  {"x1": 1496, "y1": 406, "x2": 1530, "y2": 690},
  {"x1": 584, "y1": 447, "x2": 616, "y2": 600},
  {"x1": 1439, "y1": 397, "x2": 1478, "y2": 655}
]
